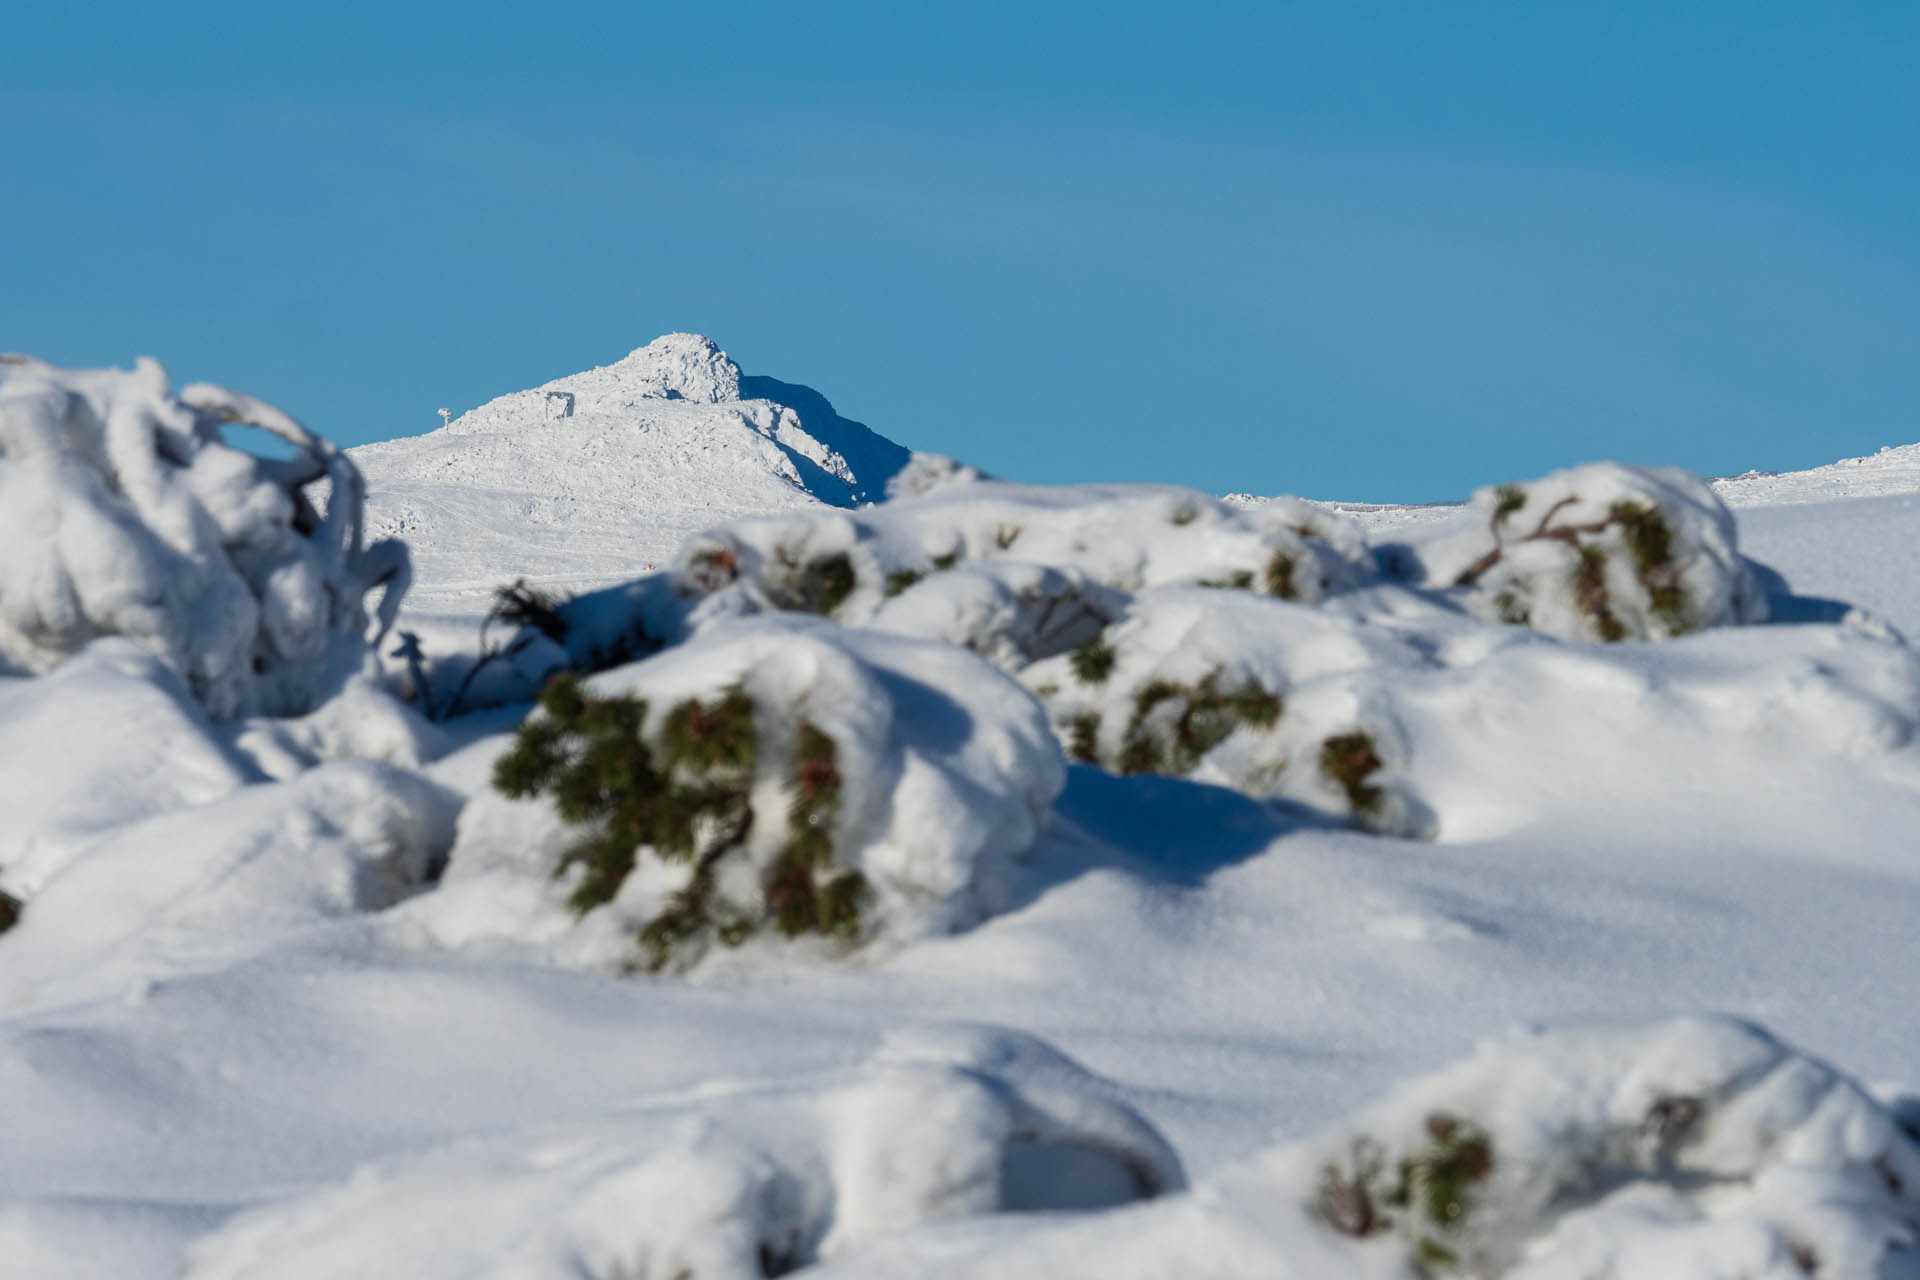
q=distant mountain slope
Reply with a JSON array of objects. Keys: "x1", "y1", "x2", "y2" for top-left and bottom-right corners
[
  {"x1": 1713, "y1": 441, "x2": 1920, "y2": 508},
  {"x1": 351, "y1": 335, "x2": 910, "y2": 615}
]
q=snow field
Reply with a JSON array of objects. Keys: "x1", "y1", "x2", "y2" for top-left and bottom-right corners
[{"x1": 5, "y1": 344, "x2": 1920, "y2": 1274}]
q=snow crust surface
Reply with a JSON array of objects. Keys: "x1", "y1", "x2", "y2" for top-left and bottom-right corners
[{"x1": 7, "y1": 345, "x2": 1920, "y2": 1276}]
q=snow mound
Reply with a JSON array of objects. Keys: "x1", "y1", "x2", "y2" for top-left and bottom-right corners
[
  {"x1": 0, "y1": 355, "x2": 408, "y2": 718},
  {"x1": 403, "y1": 616, "x2": 1064, "y2": 972},
  {"x1": 0, "y1": 759, "x2": 458, "y2": 1009},
  {"x1": 351, "y1": 336, "x2": 910, "y2": 615},
  {"x1": 817, "y1": 1017, "x2": 1920, "y2": 1278},
  {"x1": 186, "y1": 1024, "x2": 1183, "y2": 1280},
  {"x1": 0, "y1": 640, "x2": 247, "y2": 893},
  {"x1": 1417, "y1": 463, "x2": 1768, "y2": 642}
]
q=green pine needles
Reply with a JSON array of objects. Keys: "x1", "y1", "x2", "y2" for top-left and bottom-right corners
[
  {"x1": 1116, "y1": 669, "x2": 1282, "y2": 777},
  {"x1": 1319, "y1": 730, "x2": 1385, "y2": 818},
  {"x1": 1314, "y1": 1113, "x2": 1494, "y2": 1273},
  {"x1": 493, "y1": 673, "x2": 868, "y2": 971}
]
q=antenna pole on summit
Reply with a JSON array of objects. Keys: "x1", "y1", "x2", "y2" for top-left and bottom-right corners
[{"x1": 437, "y1": 408, "x2": 452, "y2": 428}]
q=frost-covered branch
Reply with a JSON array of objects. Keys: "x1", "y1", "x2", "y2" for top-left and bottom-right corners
[{"x1": 0, "y1": 355, "x2": 411, "y2": 717}]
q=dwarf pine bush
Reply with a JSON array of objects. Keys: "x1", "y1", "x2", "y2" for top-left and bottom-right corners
[
  {"x1": 1432, "y1": 463, "x2": 1766, "y2": 642},
  {"x1": 493, "y1": 673, "x2": 867, "y2": 971},
  {"x1": 1319, "y1": 730, "x2": 1385, "y2": 819},
  {"x1": 1315, "y1": 1113, "x2": 1494, "y2": 1272}
]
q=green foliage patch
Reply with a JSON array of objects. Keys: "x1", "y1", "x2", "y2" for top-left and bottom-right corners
[
  {"x1": 1264, "y1": 550, "x2": 1299, "y2": 600},
  {"x1": 1115, "y1": 669, "x2": 1283, "y2": 777},
  {"x1": 493, "y1": 673, "x2": 867, "y2": 971},
  {"x1": 766, "y1": 549, "x2": 858, "y2": 617},
  {"x1": 1068, "y1": 637, "x2": 1117, "y2": 685},
  {"x1": 1315, "y1": 1113, "x2": 1494, "y2": 1274},
  {"x1": 1319, "y1": 730, "x2": 1385, "y2": 818}
]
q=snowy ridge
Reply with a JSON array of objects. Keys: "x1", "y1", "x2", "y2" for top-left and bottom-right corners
[{"x1": 352, "y1": 335, "x2": 909, "y2": 615}]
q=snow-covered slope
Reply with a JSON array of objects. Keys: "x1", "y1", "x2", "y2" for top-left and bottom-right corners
[
  {"x1": 11, "y1": 345, "x2": 1920, "y2": 1277},
  {"x1": 351, "y1": 334, "x2": 910, "y2": 615}
]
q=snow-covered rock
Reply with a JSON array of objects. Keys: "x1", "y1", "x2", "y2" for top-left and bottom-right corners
[
  {"x1": 404, "y1": 616, "x2": 1064, "y2": 972},
  {"x1": 0, "y1": 355, "x2": 409, "y2": 718}
]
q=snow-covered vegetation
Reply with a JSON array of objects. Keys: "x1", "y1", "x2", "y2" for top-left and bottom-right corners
[
  {"x1": 7, "y1": 339, "x2": 1920, "y2": 1276},
  {"x1": 0, "y1": 356, "x2": 409, "y2": 719}
]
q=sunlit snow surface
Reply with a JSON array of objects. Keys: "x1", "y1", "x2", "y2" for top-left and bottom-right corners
[{"x1": 6, "y1": 344, "x2": 1920, "y2": 1276}]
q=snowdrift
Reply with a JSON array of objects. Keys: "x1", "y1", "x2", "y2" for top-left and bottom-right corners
[{"x1": 187, "y1": 1026, "x2": 1184, "y2": 1279}]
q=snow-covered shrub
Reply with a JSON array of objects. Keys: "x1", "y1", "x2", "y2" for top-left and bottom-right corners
[
  {"x1": 412, "y1": 617, "x2": 1064, "y2": 972},
  {"x1": 0, "y1": 355, "x2": 409, "y2": 718},
  {"x1": 1300, "y1": 1016, "x2": 1920, "y2": 1276},
  {"x1": 884, "y1": 450, "x2": 990, "y2": 499},
  {"x1": 186, "y1": 1026, "x2": 1184, "y2": 1280},
  {"x1": 871, "y1": 561, "x2": 1129, "y2": 670},
  {"x1": 1021, "y1": 589, "x2": 1436, "y2": 836},
  {"x1": 875, "y1": 1017, "x2": 1920, "y2": 1278},
  {"x1": 673, "y1": 481, "x2": 1373, "y2": 634},
  {"x1": 1417, "y1": 463, "x2": 1768, "y2": 642}
]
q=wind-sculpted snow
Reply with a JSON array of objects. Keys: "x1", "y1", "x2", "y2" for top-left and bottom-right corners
[
  {"x1": 402, "y1": 617, "x2": 1064, "y2": 972},
  {"x1": 186, "y1": 1026, "x2": 1183, "y2": 1280},
  {"x1": 809, "y1": 1017, "x2": 1920, "y2": 1278},
  {"x1": 0, "y1": 355, "x2": 408, "y2": 718}
]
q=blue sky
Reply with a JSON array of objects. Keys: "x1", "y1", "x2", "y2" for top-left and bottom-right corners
[{"x1": 6, "y1": 2, "x2": 1917, "y2": 501}]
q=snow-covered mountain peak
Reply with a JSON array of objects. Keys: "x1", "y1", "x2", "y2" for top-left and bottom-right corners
[
  {"x1": 352, "y1": 334, "x2": 912, "y2": 614},
  {"x1": 573, "y1": 332, "x2": 743, "y2": 407}
]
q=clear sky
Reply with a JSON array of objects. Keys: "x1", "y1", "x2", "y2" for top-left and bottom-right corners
[{"x1": 6, "y1": 2, "x2": 1918, "y2": 501}]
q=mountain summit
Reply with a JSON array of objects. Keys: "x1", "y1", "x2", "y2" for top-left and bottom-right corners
[{"x1": 351, "y1": 335, "x2": 911, "y2": 614}]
